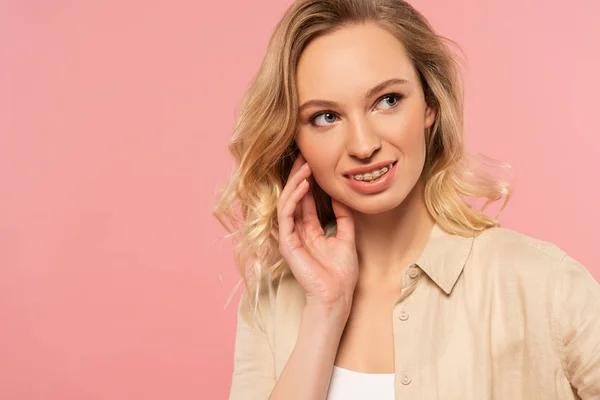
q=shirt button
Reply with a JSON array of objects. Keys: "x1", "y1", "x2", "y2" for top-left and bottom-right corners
[
  {"x1": 398, "y1": 311, "x2": 409, "y2": 321},
  {"x1": 408, "y1": 267, "x2": 419, "y2": 279},
  {"x1": 401, "y1": 374, "x2": 412, "y2": 385}
]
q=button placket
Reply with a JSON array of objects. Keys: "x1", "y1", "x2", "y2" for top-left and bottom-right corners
[
  {"x1": 393, "y1": 266, "x2": 420, "y2": 395},
  {"x1": 398, "y1": 310, "x2": 409, "y2": 321},
  {"x1": 400, "y1": 374, "x2": 412, "y2": 385}
]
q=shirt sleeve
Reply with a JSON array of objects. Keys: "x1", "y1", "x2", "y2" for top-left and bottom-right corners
[
  {"x1": 556, "y1": 254, "x2": 600, "y2": 398},
  {"x1": 229, "y1": 290, "x2": 277, "y2": 400}
]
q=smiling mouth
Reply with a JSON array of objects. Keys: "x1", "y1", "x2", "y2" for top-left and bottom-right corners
[{"x1": 344, "y1": 161, "x2": 398, "y2": 182}]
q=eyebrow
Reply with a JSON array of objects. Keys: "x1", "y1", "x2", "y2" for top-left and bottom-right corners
[{"x1": 298, "y1": 78, "x2": 409, "y2": 114}]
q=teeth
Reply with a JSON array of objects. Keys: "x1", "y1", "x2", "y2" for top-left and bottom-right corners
[{"x1": 349, "y1": 163, "x2": 393, "y2": 181}]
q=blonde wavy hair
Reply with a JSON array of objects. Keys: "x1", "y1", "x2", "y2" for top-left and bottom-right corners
[{"x1": 212, "y1": 0, "x2": 512, "y2": 306}]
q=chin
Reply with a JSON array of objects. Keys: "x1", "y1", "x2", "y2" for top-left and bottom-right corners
[{"x1": 337, "y1": 187, "x2": 412, "y2": 215}]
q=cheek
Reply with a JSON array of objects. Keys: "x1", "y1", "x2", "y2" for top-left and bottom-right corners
[
  {"x1": 381, "y1": 112, "x2": 426, "y2": 156},
  {"x1": 296, "y1": 130, "x2": 340, "y2": 166},
  {"x1": 307, "y1": 152, "x2": 336, "y2": 180},
  {"x1": 296, "y1": 139, "x2": 343, "y2": 198}
]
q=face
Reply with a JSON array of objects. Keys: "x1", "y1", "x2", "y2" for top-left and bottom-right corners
[{"x1": 295, "y1": 22, "x2": 436, "y2": 214}]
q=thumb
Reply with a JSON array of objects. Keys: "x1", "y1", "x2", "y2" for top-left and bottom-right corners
[{"x1": 331, "y1": 198, "x2": 355, "y2": 243}]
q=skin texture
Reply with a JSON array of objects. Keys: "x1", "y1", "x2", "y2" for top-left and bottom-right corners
[
  {"x1": 296, "y1": 24, "x2": 434, "y2": 217},
  {"x1": 269, "y1": 22, "x2": 438, "y2": 399},
  {"x1": 295, "y1": 22, "x2": 436, "y2": 285}
]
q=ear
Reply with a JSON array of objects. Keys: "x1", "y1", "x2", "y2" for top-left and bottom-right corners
[{"x1": 424, "y1": 104, "x2": 436, "y2": 130}]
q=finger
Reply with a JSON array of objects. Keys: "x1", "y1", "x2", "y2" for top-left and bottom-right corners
[
  {"x1": 294, "y1": 191, "x2": 303, "y2": 222},
  {"x1": 331, "y1": 198, "x2": 355, "y2": 243},
  {"x1": 284, "y1": 245, "x2": 326, "y2": 290},
  {"x1": 278, "y1": 160, "x2": 311, "y2": 213},
  {"x1": 287, "y1": 153, "x2": 306, "y2": 183},
  {"x1": 278, "y1": 178, "x2": 310, "y2": 238},
  {"x1": 300, "y1": 177, "x2": 324, "y2": 242}
]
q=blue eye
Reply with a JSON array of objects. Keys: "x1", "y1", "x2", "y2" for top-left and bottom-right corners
[
  {"x1": 309, "y1": 112, "x2": 338, "y2": 127},
  {"x1": 377, "y1": 93, "x2": 402, "y2": 110},
  {"x1": 307, "y1": 93, "x2": 403, "y2": 128}
]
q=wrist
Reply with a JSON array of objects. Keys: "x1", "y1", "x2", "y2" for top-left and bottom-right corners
[{"x1": 303, "y1": 299, "x2": 352, "y2": 329}]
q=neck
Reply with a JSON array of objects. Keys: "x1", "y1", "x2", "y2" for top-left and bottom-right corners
[{"x1": 352, "y1": 178, "x2": 435, "y2": 291}]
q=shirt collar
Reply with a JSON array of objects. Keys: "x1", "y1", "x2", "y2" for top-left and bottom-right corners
[
  {"x1": 414, "y1": 222, "x2": 475, "y2": 294},
  {"x1": 323, "y1": 220, "x2": 475, "y2": 295}
]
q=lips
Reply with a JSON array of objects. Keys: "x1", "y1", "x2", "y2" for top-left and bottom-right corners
[
  {"x1": 343, "y1": 160, "x2": 398, "y2": 194},
  {"x1": 342, "y1": 160, "x2": 398, "y2": 177}
]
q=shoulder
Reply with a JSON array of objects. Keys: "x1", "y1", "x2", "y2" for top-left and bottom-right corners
[
  {"x1": 460, "y1": 227, "x2": 598, "y2": 329},
  {"x1": 474, "y1": 226, "x2": 568, "y2": 264},
  {"x1": 467, "y1": 226, "x2": 574, "y2": 282},
  {"x1": 475, "y1": 226, "x2": 567, "y2": 261}
]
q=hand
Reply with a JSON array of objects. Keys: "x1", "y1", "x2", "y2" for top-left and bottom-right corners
[{"x1": 277, "y1": 154, "x2": 359, "y2": 313}]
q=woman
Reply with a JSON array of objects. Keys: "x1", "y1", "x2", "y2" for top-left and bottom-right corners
[{"x1": 213, "y1": 0, "x2": 600, "y2": 398}]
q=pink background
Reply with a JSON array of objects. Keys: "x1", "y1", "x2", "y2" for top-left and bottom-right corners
[{"x1": 1, "y1": 0, "x2": 598, "y2": 399}]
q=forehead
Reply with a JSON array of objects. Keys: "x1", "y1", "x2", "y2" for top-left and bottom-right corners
[{"x1": 296, "y1": 23, "x2": 416, "y2": 101}]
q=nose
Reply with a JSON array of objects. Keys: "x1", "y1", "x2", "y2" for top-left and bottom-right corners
[{"x1": 346, "y1": 117, "x2": 381, "y2": 160}]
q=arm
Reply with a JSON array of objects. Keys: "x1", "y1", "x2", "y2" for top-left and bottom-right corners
[
  {"x1": 228, "y1": 292, "x2": 350, "y2": 400},
  {"x1": 229, "y1": 153, "x2": 358, "y2": 399},
  {"x1": 555, "y1": 254, "x2": 600, "y2": 398},
  {"x1": 268, "y1": 303, "x2": 349, "y2": 400}
]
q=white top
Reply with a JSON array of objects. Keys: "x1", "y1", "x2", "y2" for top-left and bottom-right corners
[{"x1": 326, "y1": 366, "x2": 395, "y2": 400}]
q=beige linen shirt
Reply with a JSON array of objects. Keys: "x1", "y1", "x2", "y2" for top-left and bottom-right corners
[{"x1": 229, "y1": 224, "x2": 600, "y2": 399}]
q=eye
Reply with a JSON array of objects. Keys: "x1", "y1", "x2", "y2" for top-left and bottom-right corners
[
  {"x1": 309, "y1": 111, "x2": 338, "y2": 127},
  {"x1": 376, "y1": 93, "x2": 403, "y2": 110}
]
